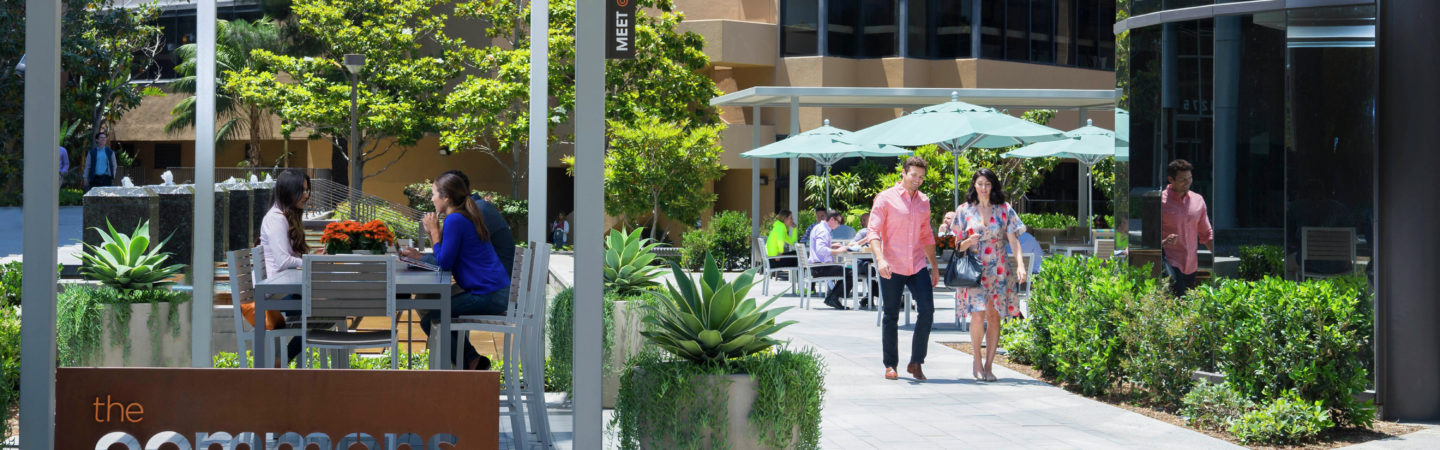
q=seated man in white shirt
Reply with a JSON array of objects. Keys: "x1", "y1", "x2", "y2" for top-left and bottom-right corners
[{"x1": 809, "y1": 210, "x2": 853, "y2": 310}]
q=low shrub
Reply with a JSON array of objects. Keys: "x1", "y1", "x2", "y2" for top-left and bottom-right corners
[
  {"x1": 1237, "y1": 245, "x2": 1283, "y2": 281},
  {"x1": 709, "y1": 210, "x2": 752, "y2": 270},
  {"x1": 0, "y1": 261, "x2": 21, "y2": 307},
  {"x1": 1229, "y1": 394, "x2": 1333, "y2": 445},
  {"x1": 1027, "y1": 255, "x2": 1160, "y2": 396},
  {"x1": 1121, "y1": 289, "x2": 1211, "y2": 407},
  {"x1": 680, "y1": 229, "x2": 714, "y2": 271},
  {"x1": 1180, "y1": 382, "x2": 1255, "y2": 431},
  {"x1": 60, "y1": 187, "x2": 84, "y2": 206},
  {"x1": 998, "y1": 317, "x2": 1038, "y2": 365},
  {"x1": 403, "y1": 181, "x2": 529, "y2": 232},
  {"x1": 1, "y1": 304, "x2": 19, "y2": 443},
  {"x1": 1018, "y1": 213, "x2": 1079, "y2": 229},
  {"x1": 1196, "y1": 276, "x2": 1374, "y2": 427}
]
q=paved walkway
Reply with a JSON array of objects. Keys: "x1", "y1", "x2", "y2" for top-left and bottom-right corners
[{"x1": 0, "y1": 206, "x2": 85, "y2": 264}]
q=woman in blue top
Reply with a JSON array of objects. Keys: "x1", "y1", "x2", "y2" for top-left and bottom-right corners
[{"x1": 414, "y1": 172, "x2": 512, "y2": 370}]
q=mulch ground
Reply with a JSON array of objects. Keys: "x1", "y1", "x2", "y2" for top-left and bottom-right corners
[{"x1": 940, "y1": 342, "x2": 1424, "y2": 449}]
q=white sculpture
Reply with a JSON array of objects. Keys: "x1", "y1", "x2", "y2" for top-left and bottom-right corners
[
  {"x1": 264, "y1": 173, "x2": 274, "y2": 182},
  {"x1": 161, "y1": 170, "x2": 175, "y2": 186},
  {"x1": 249, "y1": 173, "x2": 259, "y2": 183},
  {"x1": 121, "y1": 177, "x2": 134, "y2": 188}
]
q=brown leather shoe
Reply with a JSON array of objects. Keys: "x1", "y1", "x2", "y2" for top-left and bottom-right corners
[
  {"x1": 907, "y1": 363, "x2": 927, "y2": 381},
  {"x1": 884, "y1": 367, "x2": 899, "y2": 380}
]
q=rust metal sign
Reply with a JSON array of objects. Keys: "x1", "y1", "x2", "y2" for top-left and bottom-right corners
[{"x1": 56, "y1": 368, "x2": 498, "y2": 449}]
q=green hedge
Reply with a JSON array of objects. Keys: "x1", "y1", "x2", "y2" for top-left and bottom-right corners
[
  {"x1": 1020, "y1": 257, "x2": 1375, "y2": 438},
  {"x1": 1018, "y1": 213, "x2": 1079, "y2": 229},
  {"x1": 1, "y1": 304, "x2": 18, "y2": 442},
  {"x1": 1237, "y1": 245, "x2": 1283, "y2": 280},
  {"x1": 680, "y1": 210, "x2": 752, "y2": 271}
]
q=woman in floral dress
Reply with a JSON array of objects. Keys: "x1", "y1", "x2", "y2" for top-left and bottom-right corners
[{"x1": 953, "y1": 168, "x2": 1029, "y2": 382}]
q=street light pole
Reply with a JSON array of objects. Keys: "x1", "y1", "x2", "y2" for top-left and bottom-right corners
[{"x1": 344, "y1": 54, "x2": 365, "y2": 200}]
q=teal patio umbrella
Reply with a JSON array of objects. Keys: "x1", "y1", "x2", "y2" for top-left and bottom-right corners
[
  {"x1": 1003, "y1": 119, "x2": 1118, "y2": 220},
  {"x1": 843, "y1": 92, "x2": 1066, "y2": 210},
  {"x1": 741, "y1": 119, "x2": 911, "y2": 209}
]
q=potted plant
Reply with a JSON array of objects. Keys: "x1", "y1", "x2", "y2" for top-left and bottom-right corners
[
  {"x1": 613, "y1": 254, "x2": 826, "y2": 449},
  {"x1": 321, "y1": 220, "x2": 395, "y2": 254},
  {"x1": 600, "y1": 227, "x2": 665, "y2": 407},
  {"x1": 63, "y1": 220, "x2": 190, "y2": 367}
]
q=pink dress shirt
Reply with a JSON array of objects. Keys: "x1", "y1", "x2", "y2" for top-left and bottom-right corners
[
  {"x1": 868, "y1": 183, "x2": 935, "y2": 276},
  {"x1": 1160, "y1": 186, "x2": 1214, "y2": 275}
]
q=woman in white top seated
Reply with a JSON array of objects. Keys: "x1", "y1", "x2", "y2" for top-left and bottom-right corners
[{"x1": 256, "y1": 169, "x2": 313, "y2": 364}]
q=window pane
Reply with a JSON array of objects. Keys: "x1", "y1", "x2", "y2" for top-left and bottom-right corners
[
  {"x1": 1032, "y1": 0, "x2": 1055, "y2": 63},
  {"x1": 1007, "y1": 0, "x2": 1030, "y2": 61},
  {"x1": 908, "y1": 0, "x2": 973, "y2": 58},
  {"x1": 862, "y1": 0, "x2": 898, "y2": 57},
  {"x1": 782, "y1": 0, "x2": 820, "y2": 56},
  {"x1": 981, "y1": 0, "x2": 1005, "y2": 58},
  {"x1": 828, "y1": 0, "x2": 861, "y2": 57},
  {"x1": 1077, "y1": 0, "x2": 1098, "y2": 67},
  {"x1": 1100, "y1": 0, "x2": 1116, "y2": 68},
  {"x1": 1056, "y1": 0, "x2": 1075, "y2": 65}
]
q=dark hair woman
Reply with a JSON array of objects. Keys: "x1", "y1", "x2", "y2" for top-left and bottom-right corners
[
  {"x1": 952, "y1": 168, "x2": 1029, "y2": 382},
  {"x1": 256, "y1": 169, "x2": 312, "y2": 364},
  {"x1": 418, "y1": 171, "x2": 511, "y2": 370}
]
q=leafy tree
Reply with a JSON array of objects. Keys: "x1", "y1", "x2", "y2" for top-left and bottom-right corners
[
  {"x1": 228, "y1": 0, "x2": 464, "y2": 193},
  {"x1": 165, "y1": 18, "x2": 284, "y2": 167},
  {"x1": 441, "y1": 0, "x2": 722, "y2": 197},
  {"x1": 0, "y1": 0, "x2": 163, "y2": 192},
  {"x1": 603, "y1": 114, "x2": 725, "y2": 241},
  {"x1": 875, "y1": 144, "x2": 975, "y2": 225},
  {"x1": 803, "y1": 158, "x2": 891, "y2": 213},
  {"x1": 960, "y1": 109, "x2": 1062, "y2": 210}
]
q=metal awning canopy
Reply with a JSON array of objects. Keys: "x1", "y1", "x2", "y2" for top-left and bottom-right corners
[{"x1": 710, "y1": 86, "x2": 1118, "y2": 110}]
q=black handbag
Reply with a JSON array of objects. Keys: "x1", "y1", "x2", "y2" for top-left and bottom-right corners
[{"x1": 944, "y1": 249, "x2": 983, "y2": 288}]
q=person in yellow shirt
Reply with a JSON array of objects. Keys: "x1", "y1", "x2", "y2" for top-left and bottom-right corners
[{"x1": 765, "y1": 210, "x2": 798, "y2": 274}]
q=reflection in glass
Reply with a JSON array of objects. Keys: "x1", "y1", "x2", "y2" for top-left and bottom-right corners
[
  {"x1": 828, "y1": 0, "x2": 860, "y2": 57},
  {"x1": 907, "y1": 0, "x2": 974, "y2": 59},
  {"x1": 782, "y1": 0, "x2": 821, "y2": 56},
  {"x1": 862, "y1": 0, "x2": 898, "y2": 57}
]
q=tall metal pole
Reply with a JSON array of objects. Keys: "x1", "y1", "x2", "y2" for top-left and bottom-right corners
[
  {"x1": 528, "y1": 0, "x2": 549, "y2": 250},
  {"x1": 349, "y1": 72, "x2": 361, "y2": 201},
  {"x1": 528, "y1": 0, "x2": 550, "y2": 392},
  {"x1": 574, "y1": 0, "x2": 603, "y2": 446},
  {"x1": 191, "y1": 0, "x2": 217, "y2": 367},
  {"x1": 789, "y1": 96, "x2": 799, "y2": 213},
  {"x1": 19, "y1": 0, "x2": 61, "y2": 445},
  {"x1": 751, "y1": 106, "x2": 761, "y2": 256}
]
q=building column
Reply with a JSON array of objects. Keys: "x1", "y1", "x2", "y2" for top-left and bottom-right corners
[
  {"x1": 191, "y1": 0, "x2": 216, "y2": 368},
  {"x1": 574, "y1": 0, "x2": 604, "y2": 444},
  {"x1": 19, "y1": 0, "x2": 61, "y2": 446},
  {"x1": 1376, "y1": 0, "x2": 1440, "y2": 421},
  {"x1": 1212, "y1": 15, "x2": 1241, "y2": 230}
]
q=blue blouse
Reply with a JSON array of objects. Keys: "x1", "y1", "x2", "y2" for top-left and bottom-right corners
[{"x1": 433, "y1": 213, "x2": 511, "y2": 296}]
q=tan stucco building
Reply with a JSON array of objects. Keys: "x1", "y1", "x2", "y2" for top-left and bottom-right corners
[{"x1": 111, "y1": 0, "x2": 1117, "y2": 241}]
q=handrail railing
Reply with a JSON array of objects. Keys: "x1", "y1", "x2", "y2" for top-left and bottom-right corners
[{"x1": 306, "y1": 178, "x2": 426, "y2": 241}]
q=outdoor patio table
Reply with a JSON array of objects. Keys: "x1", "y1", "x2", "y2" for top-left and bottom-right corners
[
  {"x1": 1049, "y1": 243, "x2": 1093, "y2": 257},
  {"x1": 252, "y1": 266, "x2": 455, "y2": 369},
  {"x1": 834, "y1": 251, "x2": 874, "y2": 308}
]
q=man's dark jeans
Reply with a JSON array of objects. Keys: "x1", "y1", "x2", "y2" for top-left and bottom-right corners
[
  {"x1": 811, "y1": 265, "x2": 852, "y2": 305},
  {"x1": 1162, "y1": 250, "x2": 1197, "y2": 297},
  {"x1": 879, "y1": 267, "x2": 934, "y2": 369}
]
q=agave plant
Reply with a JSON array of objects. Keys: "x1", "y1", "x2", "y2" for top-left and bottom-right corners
[
  {"x1": 641, "y1": 253, "x2": 797, "y2": 365},
  {"x1": 79, "y1": 220, "x2": 186, "y2": 292},
  {"x1": 604, "y1": 227, "x2": 664, "y2": 296}
]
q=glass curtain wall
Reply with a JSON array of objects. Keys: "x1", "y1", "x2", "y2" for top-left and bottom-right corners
[
  {"x1": 783, "y1": 0, "x2": 821, "y2": 56},
  {"x1": 1121, "y1": 5, "x2": 1376, "y2": 279}
]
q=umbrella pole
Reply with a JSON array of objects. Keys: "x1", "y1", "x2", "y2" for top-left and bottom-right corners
[
  {"x1": 947, "y1": 135, "x2": 986, "y2": 212},
  {"x1": 825, "y1": 164, "x2": 831, "y2": 210}
]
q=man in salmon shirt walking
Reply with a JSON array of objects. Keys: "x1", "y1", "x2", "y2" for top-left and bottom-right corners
[
  {"x1": 867, "y1": 156, "x2": 940, "y2": 381},
  {"x1": 1160, "y1": 159, "x2": 1213, "y2": 297}
]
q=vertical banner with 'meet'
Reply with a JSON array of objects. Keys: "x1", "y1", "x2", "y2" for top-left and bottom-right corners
[{"x1": 606, "y1": 0, "x2": 637, "y2": 59}]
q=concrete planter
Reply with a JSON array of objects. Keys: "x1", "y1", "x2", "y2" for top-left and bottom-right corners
[
  {"x1": 1031, "y1": 227, "x2": 1064, "y2": 246},
  {"x1": 603, "y1": 300, "x2": 647, "y2": 408},
  {"x1": 94, "y1": 301, "x2": 193, "y2": 367},
  {"x1": 636, "y1": 372, "x2": 798, "y2": 450}
]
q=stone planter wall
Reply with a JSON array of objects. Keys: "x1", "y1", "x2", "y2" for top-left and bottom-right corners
[
  {"x1": 638, "y1": 373, "x2": 798, "y2": 450},
  {"x1": 95, "y1": 301, "x2": 193, "y2": 368},
  {"x1": 603, "y1": 300, "x2": 647, "y2": 408}
]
